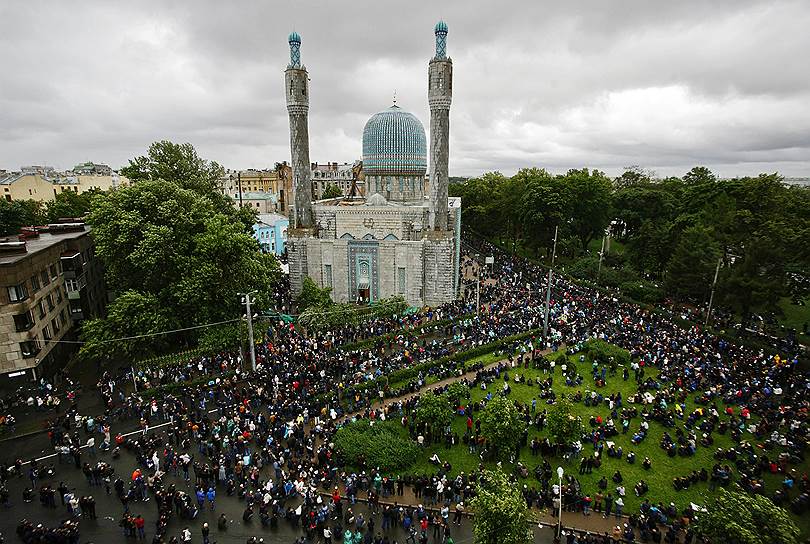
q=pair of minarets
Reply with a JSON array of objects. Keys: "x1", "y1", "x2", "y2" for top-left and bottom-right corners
[{"x1": 284, "y1": 23, "x2": 452, "y2": 231}]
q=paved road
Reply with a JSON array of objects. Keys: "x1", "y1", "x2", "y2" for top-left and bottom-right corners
[{"x1": 0, "y1": 441, "x2": 559, "y2": 543}]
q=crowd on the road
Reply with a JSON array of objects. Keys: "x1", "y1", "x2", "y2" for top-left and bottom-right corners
[{"x1": 0, "y1": 233, "x2": 807, "y2": 544}]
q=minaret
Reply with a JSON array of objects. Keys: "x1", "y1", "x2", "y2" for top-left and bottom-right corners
[
  {"x1": 428, "y1": 21, "x2": 452, "y2": 231},
  {"x1": 285, "y1": 31, "x2": 313, "y2": 229}
]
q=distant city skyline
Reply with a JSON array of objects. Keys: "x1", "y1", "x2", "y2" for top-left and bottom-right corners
[{"x1": 1, "y1": 1, "x2": 809, "y2": 178}]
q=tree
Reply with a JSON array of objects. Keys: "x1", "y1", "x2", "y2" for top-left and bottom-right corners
[
  {"x1": 664, "y1": 225, "x2": 720, "y2": 302},
  {"x1": 45, "y1": 190, "x2": 98, "y2": 222},
  {"x1": 444, "y1": 382, "x2": 470, "y2": 409},
  {"x1": 414, "y1": 391, "x2": 452, "y2": 432},
  {"x1": 547, "y1": 395, "x2": 584, "y2": 448},
  {"x1": 683, "y1": 165, "x2": 717, "y2": 186},
  {"x1": 121, "y1": 140, "x2": 255, "y2": 230},
  {"x1": 478, "y1": 395, "x2": 525, "y2": 460},
  {"x1": 79, "y1": 291, "x2": 175, "y2": 364},
  {"x1": 563, "y1": 168, "x2": 612, "y2": 252},
  {"x1": 83, "y1": 171, "x2": 279, "y2": 363},
  {"x1": 321, "y1": 183, "x2": 343, "y2": 199},
  {"x1": 470, "y1": 469, "x2": 533, "y2": 544},
  {"x1": 0, "y1": 199, "x2": 47, "y2": 236},
  {"x1": 121, "y1": 140, "x2": 223, "y2": 195},
  {"x1": 296, "y1": 276, "x2": 333, "y2": 310},
  {"x1": 518, "y1": 169, "x2": 569, "y2": 257},
  {"x1": 695, "y1": 487, "x2": 799, "y2": 544}
]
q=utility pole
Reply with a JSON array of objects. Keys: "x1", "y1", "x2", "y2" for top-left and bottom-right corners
[
  {"x1": 597, "y1": 226, "x2": 610, "y2": 279},
  {"x1": 705, "y1": 256, "x2": 722, "y2": 328},
  {"x1": 240, "y1": 291, "x2": 257, "y2": 371},
  {"x1": 543, "y1": 225, "x2": 559, "y2": 343}
]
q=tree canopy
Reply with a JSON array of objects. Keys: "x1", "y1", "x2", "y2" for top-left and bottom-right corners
[
  {"x1": 695, "y1": 487, "x2": 799, "y2": 544},
  {"x1": 547, "y1": 395, "x2": 585, "y2": 447},
  {"x1": 321, "y1": 183, "x2": 343, "y2": 199},
  {"x1": 453, "y1": 166, "x2": 810, "y2": 322},
  {"x1": 80, "y1": 142, "x2": 280, "y2": 364},
  {"x1": 478, "y1": 395, "x2": 525, "y2": 460},
  {"x1": 470, "y1": 469, "x2": 533, "y2": 544}
]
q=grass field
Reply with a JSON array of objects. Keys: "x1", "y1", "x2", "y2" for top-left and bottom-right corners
[
  {"x1": 777, "y1": 297, "x2": 810, "y2": 344},
  {"x1": 402, "y1": 348, "x2": 810, "y2": 534}
]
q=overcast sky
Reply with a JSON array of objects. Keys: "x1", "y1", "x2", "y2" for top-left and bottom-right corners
[{"x1": 1, "y1": 1, "x2": 809, "y2": 178}]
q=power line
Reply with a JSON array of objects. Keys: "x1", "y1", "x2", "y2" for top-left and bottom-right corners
[{"x1": 1, "y1": 318, "x2": 241, "y2": 347}]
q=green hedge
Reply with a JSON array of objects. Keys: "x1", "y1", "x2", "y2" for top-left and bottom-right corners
[
  {"x1": 139, "y1": 372, "x2": 237, "y2": 399},
  {"x1": 332, "y1": 327, "x2": 543, "y2": 407},
  {"x1": 135, "y1": 346, "x2": 213, "y2": 370},
  {"x1": 584, "y1": 338, "x2": 631, "y2": 367},
  {"x1": 334, "y1": 419, "x2": 418, "y2": 471}
]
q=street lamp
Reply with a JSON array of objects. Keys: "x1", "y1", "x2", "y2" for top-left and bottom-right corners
[{"x1": 557, "y1": 466, "x2": 564, "y2": 539}]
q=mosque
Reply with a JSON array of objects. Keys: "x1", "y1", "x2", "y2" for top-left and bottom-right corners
[{"x1": 284, "y1": 22, "x2": 461, "y2": 307}]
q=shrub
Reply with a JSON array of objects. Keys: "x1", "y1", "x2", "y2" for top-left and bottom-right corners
[
  {"x1": 479, "y1": 395, "x2": 525, "y2": 460},
  {"x1": 584, "y1": 339, "x2": 631, "y2": 368},
  {"x1": 333, "y1": 419, "x2": 419, "y2": 472},
  {"x1": 619, "y1": 280, "x2": 664, "y2": 304},
  {"x1": 414, "y1": 391, "x2": 452, "y2": 432}
]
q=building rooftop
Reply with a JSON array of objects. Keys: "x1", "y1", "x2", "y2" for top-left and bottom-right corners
[
  {"x1": 256, "y1": 213, "x2": 289, "y2": 226},
  {"x1": 0, "y1": 227, "x2": 90, "y2": 266}
]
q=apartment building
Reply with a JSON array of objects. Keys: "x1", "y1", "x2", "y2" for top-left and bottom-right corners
[{"x1": 0, "y1": 223, "x2": 106, "y2": 380}]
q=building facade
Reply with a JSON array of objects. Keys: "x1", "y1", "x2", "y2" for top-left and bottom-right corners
[
  {"x1": 252, "y1": 213, "x2": 290, "y2": 255},
  {"x1": 220, "y1": 165, "x2": 293, "y2": 215},
  {"x1": 286, "y1": 22, "x2": 460, "y2": 307},
  {"x1": 0, "y1": 223, "x2": 106, "y2": 380},
  {"x1": 1, "y1": 164, "x2": 128, "y2": 203},
  {"x1": 311, "y1": 162, "x2": 365, "y2": 200}
]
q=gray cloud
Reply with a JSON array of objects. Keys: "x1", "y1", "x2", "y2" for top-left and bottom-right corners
[{"x1": 1, "y1": 0, "x2": 809, "y2": 178}]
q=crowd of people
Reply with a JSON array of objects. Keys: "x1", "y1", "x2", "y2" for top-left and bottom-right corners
[{"x1": 0, "y1": 233, "x2": 807, "y2": 544}]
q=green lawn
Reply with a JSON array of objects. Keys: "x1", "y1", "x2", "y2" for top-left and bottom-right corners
[
  {"x1": 777, "y1": 297, "x2": 810, "y2": 344},
  {"x1": 403, "y1": 349, "x2": 810, "y2": 534}
]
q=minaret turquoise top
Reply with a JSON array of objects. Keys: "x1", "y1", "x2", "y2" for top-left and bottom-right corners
[
  {"x1": 434, "y1": 20, "x2": 448, "y2": 59},
  {"x1": 288, "y1": 31, "x2": 302, "y2": 68}
]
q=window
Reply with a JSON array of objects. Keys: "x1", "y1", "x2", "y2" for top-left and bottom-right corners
[
  {"x1": 13, "y1": 311, "x2": 34, "y2": 332},
  {"x1": 47, "y1": 292, "x2": 55, "y2": 311},
  {"x1": 7, "y1": 284, "x2": 28, "y2": 302},
  {"x1": 41, "y1": 270, "x2": 49, "y2": 285},
  {"x1": 65, "y1": 279, "x2": 79, "y2": 292},
  {"x1": 397, "y1": 267, "x2": 406, "y2": 294},
  {"x1": 38, "y1": 300, "x2": 47, "y2": 319},
  {"x1": 55, "y1": 287, "x2": 63, "y2": 304},
  {"x1": 324, "y1": 264, "x2": 333, "y2": 289},
  {"x1": 52, "y1": 315, "x2": 62, "y2": 334},
  {"x1": 42, "y1": 324, "x2": 52, "y2": 343},
  {"x1": 30, "y1": 274, "x2": 40, "y2": 293},
  {"x1": 19, "y1": 340, "x2": 40, "y2": 359},
  {"x1": 49, "y1": 264, "x2": 57, "y2": 280}
]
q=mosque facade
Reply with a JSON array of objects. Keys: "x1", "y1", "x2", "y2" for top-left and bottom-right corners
[{"x1": 285, "y1": 22, "x2": 460, "y2": 307}]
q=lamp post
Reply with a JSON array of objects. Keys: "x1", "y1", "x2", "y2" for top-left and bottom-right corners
[{"x1": 557, "y1": 466, "x2": 564, "y2": 539}]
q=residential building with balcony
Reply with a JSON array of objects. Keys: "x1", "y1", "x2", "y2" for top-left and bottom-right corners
[{"x1": 0, "y1": 223, "x2": 106, "y2": 381}]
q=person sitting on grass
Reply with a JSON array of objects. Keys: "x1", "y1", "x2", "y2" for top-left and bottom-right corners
[{"x1": 634, "y1": 480, "x2": 649, "y2": 496}]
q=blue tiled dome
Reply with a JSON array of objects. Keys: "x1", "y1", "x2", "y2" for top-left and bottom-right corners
[
  {"x1": 288, "y1": 31, "x2": 301, "y2": 44},
  {"x1": 362, "y1": 105, "x2": 427, "y2": 175},
  {"x1": 435, "y1": 21, "x2": 448, "y2": 34}
]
